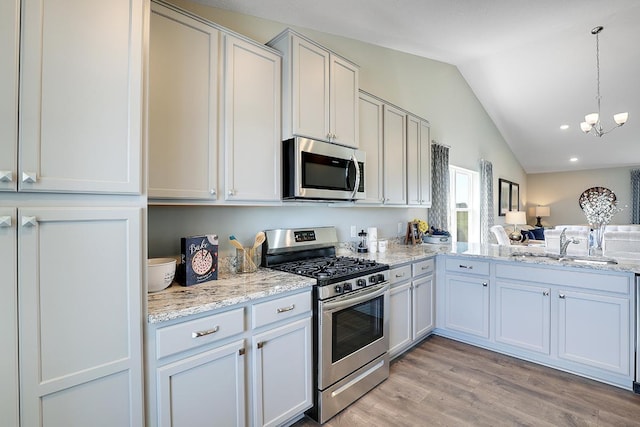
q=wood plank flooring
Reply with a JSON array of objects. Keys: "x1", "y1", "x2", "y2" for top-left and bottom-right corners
[{"x1": 292, "y1": 336, "x2": 640, "y2": 426}]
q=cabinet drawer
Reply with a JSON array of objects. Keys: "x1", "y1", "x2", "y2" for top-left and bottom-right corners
[
  {"x1": 412, "y1": 258, "x2": 434, "y2": 277},
  {"x1": 252, "y1": 291, "x2": 311, "y2": 329},
  {"x1": 445, "y1": 257, "x2": 489, "y2": 276},
  {"x1": 390, "y1": 264, "x2": 412, "y2": 284},
  {"x1": 156, "y1": 308, "x2": 245, "y2": 359}
]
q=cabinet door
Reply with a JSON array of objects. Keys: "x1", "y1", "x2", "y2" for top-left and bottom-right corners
[
  {"x1": 0, "y1": 0, "x2": 18, "y2": 192},
  {"x1": 389, "y1": 282, "x2": 412, "y2": 358},
  {"x1": 444, "y1": 274, "x2": 490, "y2": 338},
  {"x1": 558, "y1": 290, "x2": 630, "y2": 375},
  {"x1": 18, "y1": 207, "x2": 143, "y2": 426},
  {"x1": 0, "y1": 208, "x2": 18, "y2": 426},
  {"x1": 330, "y1": 55, "x2": 359, "y2": 147},
  {"x1": 291, "y1": 35, "x2": 330, "y2": 141},
  {"x1": 357, "y1": 92, "x2": 384, "y2": 204},
  {"x1": 149, "y1": 3, "x2": 219, "y2": 200},
  {"x1": 495, "y1": 281, "x2": 550, "y2": 355},
  {"x1": 419, "y1": 119, "x2": 431, "y2": 206},
  {"x1": 253, "y1": 317, "x2": 313, "y2": 427},
  {"x1": 157, "y1": 340, "x2": 246, "y2": 427},
  {"x1": 412, "y1": 275, "x2": 434, "y2": 340},
  {"x1": 19, "y1": 0, "x2": 143, "y2": 194},
  {"x1": 382, "y1": 104, "x2": 407, "y2": 205},
  {"x1": 223, "y1": 35, "x2": 281, "y2": 202},
  {"x1": 406, "y1": 114, "x2": 421, "y2": 205}
]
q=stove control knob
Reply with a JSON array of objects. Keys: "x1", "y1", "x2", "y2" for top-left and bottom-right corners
[
  {"x1": 357, "y1": 278, "x2": 367, "y2": 287},
  {"x1": 343, "y1": 282, "x2": 353, "y2": 292},
  {"x1": 369, "y1": 275, "x2": 378, "y2": 284},
  {"x1": 334, "y1": 285, "x2": 343, "y2": 294},
  {"x1": 376, "y1": 273, "x2": 386, "y2": 283}
]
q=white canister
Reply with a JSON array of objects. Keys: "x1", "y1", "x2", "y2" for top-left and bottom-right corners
[
  {"x1": 378, "y1": 239, "x2": 388, "y2": 253},
  {"x1": 367, "y1": 227, "x2": 378, "y2": 242},
  {"x1": 368, "y1": 240, "x2": 377, "y2": 253}
]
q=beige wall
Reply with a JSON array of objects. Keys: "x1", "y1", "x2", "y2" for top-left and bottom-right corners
[
  {"x1": 527, "y1": 166, "x2": 638, "y2": 227},
  {"x1": 148, "y1": 1, "x2": 527, "y2": 257}
]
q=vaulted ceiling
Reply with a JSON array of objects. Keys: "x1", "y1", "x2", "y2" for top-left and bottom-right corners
[{"x1": 196, "y1": 0, "x2": 640, "y2": 173}]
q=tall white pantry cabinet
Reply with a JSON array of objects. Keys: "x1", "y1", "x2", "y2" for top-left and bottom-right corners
[{"x1": 0, "y1": 0, "x2": 146, "y2": 426}]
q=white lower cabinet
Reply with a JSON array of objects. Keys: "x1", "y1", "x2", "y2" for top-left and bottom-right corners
[
  {"x1": 558, "y1": 289, "x2": 629, "y2": 375},
  {"x1": 388, "y1": 258, "x2": 435, "y2": 359},
  {"x1": 157, "y1": 340, "x2": 246, "y2": 427},
  {"x1": 444, "y1": 275, "x2": 490, "y2": 338},
  {"x1": 148, "y1": 290, "x2": 313, "y2": 427},
  {"x1": 495, "y1": 281, "x2": 551, "y2": 355},
  {"x1": 252, "y1": 317, "x2": 312, "y2": 427}
]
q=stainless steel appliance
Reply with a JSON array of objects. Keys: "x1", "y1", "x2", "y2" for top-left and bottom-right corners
[
  {"x1": 262, "y1": 227, "x2": 389, "y2": 423},
  {"x1": 282, "y1": 137, "x2": 365, "y2": 201}
]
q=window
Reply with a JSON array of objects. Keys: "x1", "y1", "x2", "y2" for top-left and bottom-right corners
[{"x1": 449, "y1": 166, "x2": 479, "y2": 243}]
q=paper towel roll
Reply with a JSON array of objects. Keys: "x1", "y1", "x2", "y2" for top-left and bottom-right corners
[{"x1": 367, "y1": 227, "x2": 378, "y2": 243}]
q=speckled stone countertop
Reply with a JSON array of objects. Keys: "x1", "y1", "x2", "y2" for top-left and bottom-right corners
[
  {"x1": 148, "y1": 241, "x2": 639, "y2": 325},
  {"x1": 147, "y1": 269, "x2": 314, "y2": 324}
]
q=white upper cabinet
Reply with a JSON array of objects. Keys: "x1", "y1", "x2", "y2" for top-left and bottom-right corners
[
  {"x1": 18, "y1": 0, "x2": 143, "y2": 194},
  {"x1": 0, "y1": 0, "x2": 18, "y2": 192},
  {"x1": 148, "y1": 2, "x2": 220, "y2": 200},
  {"x1": 223, "y1": 35, "x2": 281, "y2": 202},
  {"x1": 269, "y1": 29, "x2": 359, "y2": 148},
  {"x1": 407, "y1": 114, "x2": 431, "y2": 206},
  {"x1": 382, "y1": 104, "x2": 407, "y2": 205},
  {"x1": 357, "y1": 91, "x2": 384, "y2": 204}
]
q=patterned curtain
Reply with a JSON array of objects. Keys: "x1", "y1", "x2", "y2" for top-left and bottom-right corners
[
  {"x1": 428, "y1": 143, "x2": 450, "y2": 231},
  {"x1": 479, "y1": 159, "x2": 494, "y2": 244},
  {"x1": 632, "y1": 169, "x2": 640, "y2": 224}
]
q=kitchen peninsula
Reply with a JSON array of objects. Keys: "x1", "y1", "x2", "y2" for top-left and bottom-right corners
[{"x1": 146, "y1": 242, "x2": 639, "y2": 425}]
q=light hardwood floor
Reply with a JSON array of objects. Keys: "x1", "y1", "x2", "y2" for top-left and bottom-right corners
[{"x1": 293, "y1": 335, "x2": 640, "y2": 426}]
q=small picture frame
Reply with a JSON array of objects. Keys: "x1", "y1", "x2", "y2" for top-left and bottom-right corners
[
  {"x1": 498, "y1": 178, "x2": 520, "y2": 216},
  {"x1": 405, "y1": 221, "x2": 421, "y2": 245}
]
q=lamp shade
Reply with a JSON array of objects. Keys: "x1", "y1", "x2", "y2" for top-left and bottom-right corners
[
  {"x1": 535, "y1": 206, "x2": 550, "y2": 217},
  {"x1": 505, "y1": 211, "x2": 527, "y2": 225}
]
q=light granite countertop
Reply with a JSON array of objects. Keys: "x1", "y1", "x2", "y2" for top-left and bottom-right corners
[{"x1": 148, "y1": 241, "x2": 639, "y2": 325}]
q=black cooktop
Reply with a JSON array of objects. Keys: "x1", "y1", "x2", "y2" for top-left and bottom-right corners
[{"x1": 271, "y1": 256, "x2": 389, "y2": 286}]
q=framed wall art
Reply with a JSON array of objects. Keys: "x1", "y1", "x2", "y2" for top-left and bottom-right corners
[{"x1": 498, "y1": 178, "x2": 519, "y2": 216}]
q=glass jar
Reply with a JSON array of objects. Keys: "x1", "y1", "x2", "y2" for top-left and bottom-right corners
[{"x1": 236, "y1": 248, "x2": 259, "y2": 273}]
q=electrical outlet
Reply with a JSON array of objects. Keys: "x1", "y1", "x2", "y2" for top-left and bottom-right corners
[{"x1": 350, "y1": 225, "x2": 357, "y2": 238}]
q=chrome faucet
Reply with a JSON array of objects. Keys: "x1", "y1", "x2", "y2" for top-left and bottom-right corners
[{"x1": 559, "y1": 228, "x2": 579, "y2": 257}]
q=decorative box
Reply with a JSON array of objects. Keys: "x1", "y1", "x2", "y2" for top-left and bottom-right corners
[
  {"x1": 178, "y1": 234, "x2": 218, "y2": 286},
  {"x1": 422, "y1": 235, "x2": 450, "y2": 244}
]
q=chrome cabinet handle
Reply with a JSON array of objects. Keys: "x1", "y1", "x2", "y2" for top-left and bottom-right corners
[
  {"x1": 257, "y1": 341, "x2": 265, "y2": 349},
  {"x1": 22, "y1": 172, "x2": 37, "y2": 183},
  {"x1": 543, "y1": 291, "x2": 549, "y2": 296},
  {"x1": 21, "y1": 216, "x2": 37, "y2": 227},
  {"x1": 559, "y1": 294, "x2": 566, "y2": 299},
  {"x1": 395, "y1": 272, "x2": 405, "y2": 278},
  {"x1": 228, "y1": 189, "x2": 235, "y2": 196},
  {"x1": 0, "y1": 216, "x2": 11, "y2": 228},
  {"x1": 482, "y1": 282, "x2": 488, "y2": 287},
  {"x1": 210, "y1": 189, "x2": 216, "y2": 196},
  {"x1": 421, "y1": 265, "x2": 430, "y2": 271},
  {"x1": 0, "y1": 171, "x2": 13, "y2": 182},
  {"x1": 459, "y1": 264, "x2": 473, "y2": 269},
  {"x1": 277, "y1": 304, "x2": 295, "y2": 313},
  {"x1": 191, "y1": 325, "x2": 219, "y2": 338},
  {"x1": 238, "y1": 348, "x2": 245, "y2": 356}
]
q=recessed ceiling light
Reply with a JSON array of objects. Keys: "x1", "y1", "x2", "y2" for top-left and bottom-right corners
[
  {"x1": 560, "y1": 124, "x2": 570, "y2": 130},
  {"x1": 570, "y1": 157, "x2": 578, "y2": 162}
]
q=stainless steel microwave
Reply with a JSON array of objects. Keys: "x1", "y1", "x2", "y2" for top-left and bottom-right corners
[{"x1": 282, "y1": 137, "x2": 365, "y2": 201}]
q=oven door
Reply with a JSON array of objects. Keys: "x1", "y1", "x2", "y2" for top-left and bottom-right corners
[{"x1": 318, "y1": 281, "x2": 389, "y2": 389}]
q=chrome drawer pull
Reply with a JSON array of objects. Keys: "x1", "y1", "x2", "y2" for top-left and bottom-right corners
[
  {"x1": 191, "y1": 325, "x2": 219, "y2": 338},
  {"x1": 421, "y1": 266, "x2": 430, "y2": 270},
  {"x1": 277, "y1": 304, "x2": 295, "y2": 313},
  {"x1": 459, "y1": 264, "x2": 473, "y2": 269},
  {"x1": 395, "y1": 273, "x2": 405, "y2": 278}
]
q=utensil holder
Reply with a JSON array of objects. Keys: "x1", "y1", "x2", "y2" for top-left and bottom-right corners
[{"x1": 236, "y1": 247, "x2": 259, "y2": 273}]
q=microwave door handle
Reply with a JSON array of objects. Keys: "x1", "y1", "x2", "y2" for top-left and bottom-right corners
[{"x1": 350, "y1": 153, "x2": 360, "y2": 199}]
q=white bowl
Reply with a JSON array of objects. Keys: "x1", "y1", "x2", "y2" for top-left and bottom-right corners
[{"x1": 148, "y1": 258, "x2": 176, "y2": 292}]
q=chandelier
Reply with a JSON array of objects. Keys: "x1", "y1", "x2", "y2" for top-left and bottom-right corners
[{"x1": 580, "y1": 26, "x2": 628, "y2": 137}]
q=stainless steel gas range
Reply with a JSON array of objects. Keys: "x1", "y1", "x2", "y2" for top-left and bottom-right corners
[{"x1": 262, "y1": 226, "x2": 390, "y2": 424}]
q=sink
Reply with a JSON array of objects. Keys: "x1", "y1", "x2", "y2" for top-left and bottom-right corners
[
  {"x1": 559, "y1": 256, "x2": 618, "y2": 265},
  {"x1": 510, "y1": 252, "x2": 618, "y2": 265}
]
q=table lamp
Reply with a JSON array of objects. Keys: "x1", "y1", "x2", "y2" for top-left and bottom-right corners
[
  {"x1": 535, "y1": 206, "x2": 550, "y2": 227},
  {"x1": 505, "y1": 211, "x2": 527, "y2": 242}
]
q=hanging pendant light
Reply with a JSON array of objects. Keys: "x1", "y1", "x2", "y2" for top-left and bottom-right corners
[{"x1": 580, "y1": 26, "x2": 629, "y2": 137}]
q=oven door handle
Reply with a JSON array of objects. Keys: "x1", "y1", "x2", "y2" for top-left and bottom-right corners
[{"x1": 322, "y1": 283, "x2": 389, "y2": 311}]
